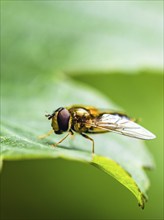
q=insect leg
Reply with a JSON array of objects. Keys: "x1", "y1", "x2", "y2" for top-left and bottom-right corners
[
  {"x1": 70, "y1": 129, "x2": 74, "y2": 135},
  {"x1": 38, "y1": 130, "x2": 53, "y2": 139},
  {"x1": 81, "y1": 133, "x2": 95, "y2": 154},
  {"x1": 52, "y1": 130, "x2": 73, "y2": 147},
  {"x1": 70, "y1": 129, "x2": 75, "y2": 140}
]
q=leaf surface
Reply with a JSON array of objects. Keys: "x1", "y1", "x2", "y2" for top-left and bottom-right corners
[
  {"x1": 1, "y1": 1, "x2": 159, "y2": 209},
  {"x1": 1, "y1": 77, "x2": 154, "y2": 208}
]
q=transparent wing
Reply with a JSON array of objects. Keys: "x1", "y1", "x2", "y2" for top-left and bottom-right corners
[{"x1": 89, "y1": 113, "x2": 156, "y2": 140}]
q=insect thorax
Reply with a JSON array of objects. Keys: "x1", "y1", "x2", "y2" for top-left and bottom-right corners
[{"x1": 69, "y1": 107, "x2": 92, "y2": 133}]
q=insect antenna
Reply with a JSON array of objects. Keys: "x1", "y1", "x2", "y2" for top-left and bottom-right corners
[{"x1": 45, "y1": 113, "x2": 53, "y2": 120}]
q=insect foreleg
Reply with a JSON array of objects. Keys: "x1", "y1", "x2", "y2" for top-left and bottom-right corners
[
  {"x1": 38, "y1": 130, "x2": 53, "y2": 139},
  {"x1": 52, "y1": 130, "x2": 73, "y2": 147}
]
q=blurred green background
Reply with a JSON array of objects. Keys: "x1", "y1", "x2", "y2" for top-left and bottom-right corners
[{"x1": 1, "y1": 1, "x2": 163, "y2": 220}]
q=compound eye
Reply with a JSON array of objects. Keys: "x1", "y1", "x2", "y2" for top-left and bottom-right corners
[{"x1": 57, "y1": 108, "x2": 70, "y2": 132}]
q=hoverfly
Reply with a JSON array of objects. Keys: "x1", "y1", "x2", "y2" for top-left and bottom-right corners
[{"x1": 40, "y1": 105, "x2": 156, "y2": 154}]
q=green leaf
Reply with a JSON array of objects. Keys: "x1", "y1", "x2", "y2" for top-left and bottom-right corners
[
  {"x1": 1, "y1": 0, "x2": 162, "y2": 78},
  {"x1": 92, "y1": 155, "x2": 146, "y2": 209},
  {"x1": 1, "y1": 76, "x2": 154, "y2": 208},
  {"x1": 1, "y1": 1, "x2": 158, "y2": 209}
]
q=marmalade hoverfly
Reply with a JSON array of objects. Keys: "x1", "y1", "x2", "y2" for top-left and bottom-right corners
[{"x1": 40, "y1": 105, "x2": 156, "y2": 154}]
